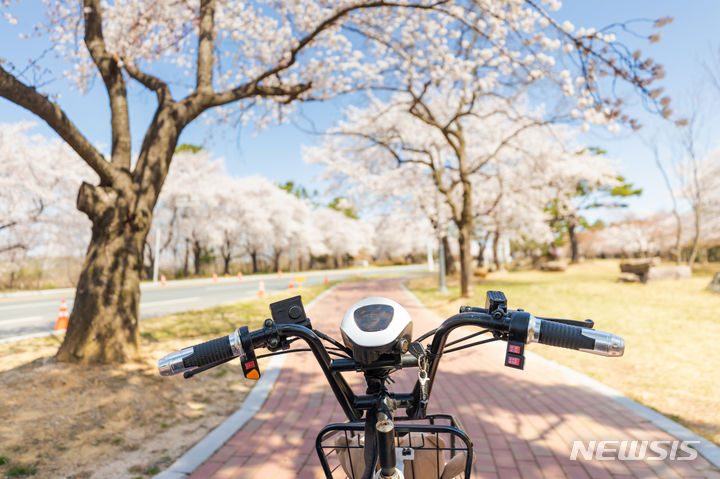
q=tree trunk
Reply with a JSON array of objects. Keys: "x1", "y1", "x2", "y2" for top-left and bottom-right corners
[
  {"x1": 220, "y1": 236, "x2": 232, "y2": 275},
  {"x1": 458, "y1": 223, "x2": 473, "y2": 297},
  {"x1": 687, "y1": 206, "x2": 701, "y2": 266},
  {"x1": 492, "y1": 231, "x2": 501, "y2": 271},
  {"x1": 193, "y1": 240, "x2": 202, "y2": 275},
  {"x1": 477, "y1": 232, "x2": 490, "y2": 267},
  {"x1": 442, "y1": 236, "x2": 455, "y2": 275},
  {"x1": 143, "y1": 240, "x2": 155, "y2": 279},
  {"x1": 57, "y1": 183, "x2": 149, "y2": 364},
  {"x1": 222, "y1": 253, "x2": 231, "y2": 275},
  {"x1": 250, "y1": 251, "x2": 258, "y2": 273},
  {"x1": 182, "y1": 240, "x2": 190, "y2": 276},
  {"x1": 568, "y1": 217, "x2": 579, "y2": 264},
  {"x1": 672, "y1": 210, "x2": 683, "y2": 265},
  {"x1": 273, "y1": 251, "x2": 281, "y2": 272}
]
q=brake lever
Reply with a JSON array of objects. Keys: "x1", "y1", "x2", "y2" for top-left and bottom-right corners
[{"x1": 537, "y1": 317, "x2": 594, "y2": 329}]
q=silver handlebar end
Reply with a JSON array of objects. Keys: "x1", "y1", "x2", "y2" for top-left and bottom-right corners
[
  {"x1": 158, "y1": 347, "x2": 195, "y2": 376},
  {"x1": 581, "y1": 330, "x2": 625, "y2": 357}
]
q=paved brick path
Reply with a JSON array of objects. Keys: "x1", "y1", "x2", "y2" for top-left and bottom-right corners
[{"x1": 190, "y1": 279, "x2": 719, "y2": 479}]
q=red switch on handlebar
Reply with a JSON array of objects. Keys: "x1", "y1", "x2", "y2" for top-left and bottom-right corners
[
  {"x1": 241, "y1": 357, "x2": 261, "y2": 380},
  {"x1": 504, "y1": 340, "x2": 525, "y2": 370},
  {"x1": 239, "y1": 326, "x2": 261, "y2": 380}
]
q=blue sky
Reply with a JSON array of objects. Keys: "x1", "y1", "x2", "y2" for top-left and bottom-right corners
[{"x1": 1, "y1": 1, "x2": 719, "y2": 222}]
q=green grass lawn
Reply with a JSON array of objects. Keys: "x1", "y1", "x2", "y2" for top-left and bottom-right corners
[
  {"x1": 406, "y1": 260, "x2": 720, "y2": 444},
  {"x1": 139, "y1": 283, "x2": 330, "y2": 343}
]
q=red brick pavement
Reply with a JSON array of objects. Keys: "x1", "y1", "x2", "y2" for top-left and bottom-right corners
[{"x1": 190, "y1": 279, "x2": 720, "y2": 479}]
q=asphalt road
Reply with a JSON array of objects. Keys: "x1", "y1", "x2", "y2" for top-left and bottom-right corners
[{"x1": 0, "y1": 264, "x2": 426, "y2": 342}]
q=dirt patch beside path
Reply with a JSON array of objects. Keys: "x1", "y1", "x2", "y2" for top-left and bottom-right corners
[
  {"x1": 1, "y1": 345, "x2": 253, "y2": 479},
  {"x1": 0, "y1": 285, "x2": 329, "y2": 479}
]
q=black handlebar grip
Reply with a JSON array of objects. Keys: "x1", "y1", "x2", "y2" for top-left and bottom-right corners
[
  {"x1": 538, "y1": 320, "x2": 595, "y2": 351},
  {"x1": 182, "y1": 336, "x2": 234, "y2": 369}
]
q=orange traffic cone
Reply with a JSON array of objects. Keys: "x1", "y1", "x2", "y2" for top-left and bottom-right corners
[
  {"x1": 54, "y1": 299, "x2": 69, "y2": 331},
  {"x1": 277, "y1": 269, "x2": 283, "y2": 278},
  {"x1": 212, "y1": 272, "x2": 218, "y2": 284},
  {"x1": 324, "y1": 275, "x2": 329, "y2": 284},
  {"x1": 257, "y1": 280, "x2": 265, "y2": 297},
  {"x1": 160, "y1": 274, "x2": 167, "y2": 287},
  {"x1": 288, "y1": 280, "x2": 294, "y2": 289},
  {"x1": 237, "y1": 272, "x2": 243, "y2": 282}
]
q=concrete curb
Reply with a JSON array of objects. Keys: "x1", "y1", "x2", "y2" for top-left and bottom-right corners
[
  {"x1": 399, "y1": 282, "x2": 720, "y2": 470},
  {"x1": 154, "y1": 284, "x2": 339, "y2": 479}
]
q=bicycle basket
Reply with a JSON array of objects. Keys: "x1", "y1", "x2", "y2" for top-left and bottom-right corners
[{"x1": 315, "y1": 414, "x2": 473, "y2": 479}]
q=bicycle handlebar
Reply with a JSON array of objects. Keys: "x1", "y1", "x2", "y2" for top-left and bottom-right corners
[
  {"x1": 158, "y1": 330, "x2": 244, "y2": 376},
  {"x1": 158, "y1": 301, "x2": 624, "y2": 422}
]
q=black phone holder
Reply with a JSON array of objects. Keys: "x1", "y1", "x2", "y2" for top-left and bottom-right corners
[
  {"x1": 270, "y1": 295, "x2": 311, "y2": 328},
  {"x1": 485, "y1": 290, "x2": 507, "y2": 316}
]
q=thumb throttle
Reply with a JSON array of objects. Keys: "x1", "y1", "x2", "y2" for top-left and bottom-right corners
[
  {"x1": 531, "y1": 317, "x2": 625, "y2": 357},
  {"x1": 158, "y1": 329, "x2": 244, "y2": 376}
]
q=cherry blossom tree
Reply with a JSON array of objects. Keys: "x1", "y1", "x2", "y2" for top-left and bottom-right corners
[
  {"x1": 304, "y1": 1, "x2": 672, "y2": 295},
  {"x1": 308, "y1": 88, "x2": 637, "y2": 295},
  {"x1": 677, "y1": 146, "x2": 720, "y2": 264},
  {"x1": 543, "y1": 146, "x2": 641, "y2": 263},
  {"x1": 0, "y1": 122, "x2": 93, "y2": 263},
  {"x1": 151, "y1": 154, "x2": 371, "y2": 275},
  {"x1": 312, "y1": 207, "x2": 374, "y2": 268},
  {"x1": 0, "y1": 0, "x2": 672, "y2": 361},
  {"x1": 150, "y1": 148, "x2": 225, "y2": 276},
  {"x1": 0, "y1": 0, "x2": 374, "y2": 361},
  {"x1": 373, "y1": 208, "x2": 435, "y2": 261},
  {"x1": 585, "y1": 214, "x2": 681, "y2": 259},
  {"x1": 648, "y1": 87, "x2": 720, "y2": 266}
]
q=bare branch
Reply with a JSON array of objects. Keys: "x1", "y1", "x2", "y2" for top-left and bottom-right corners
[
  {"x1": 202, "y1": 82, "x2": 312, "y2": 110},
  {"x1": 467, "y1": 119, "x2": 551, "y2": 176},
  {"x1": 0, "y1": 244, "x2": 28, "y2": 255},
  {"x1": 0, "y1": 65, "x2": 116, "y2": 185},
  {"x1": 183, "y1": 0, "x2": 448, "y2": 116},
  {"x1": 124, "y1": 62, "x2": 172, "y2": 105},
  {"x1": 83, "y1": 0, "x2": 131, "y2": 168},
  {"x1": 196, "y1": 0, "x2": 215, "y2": 93},
  {"x1": 0, "y1": 221, "x2": 19, "y2": 233}
]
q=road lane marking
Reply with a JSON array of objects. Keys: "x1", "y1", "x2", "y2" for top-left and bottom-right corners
[
  {"x1": 0, "y1": 316, "x2": 45, "y2": 326},
  {"x1": 0, "y1": 301, "x2": 73, "y2": 312}
]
